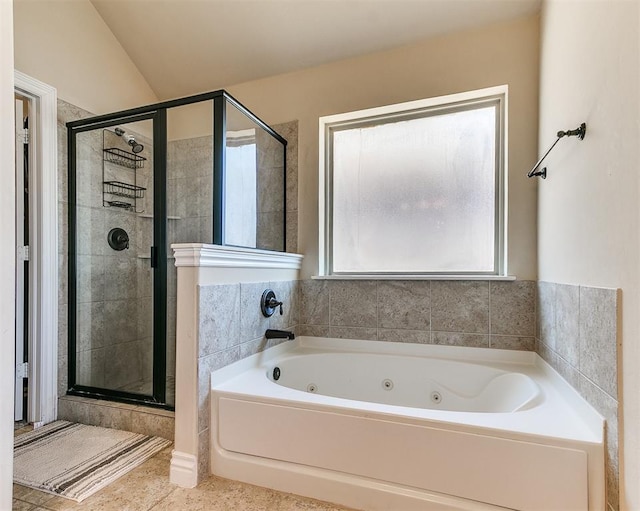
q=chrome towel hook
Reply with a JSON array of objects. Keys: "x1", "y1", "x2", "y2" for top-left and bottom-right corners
[{"x1": 527, "y1": 122, "x2": 586, "y2": 179}]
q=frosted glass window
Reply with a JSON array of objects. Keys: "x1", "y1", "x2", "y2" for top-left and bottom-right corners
[{"x1": 326, "y1": 93, "x2": 504, "y2": 275}]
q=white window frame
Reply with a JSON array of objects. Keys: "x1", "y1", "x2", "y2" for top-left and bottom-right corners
[{"x1": 318, "y1": 85, "x2": 508, "y2": 278}]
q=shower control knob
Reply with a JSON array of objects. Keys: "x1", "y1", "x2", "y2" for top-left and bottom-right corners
[
  {"x1": 107, "y1": 227, "x2": 129, "y2": 251},
  {"x1": 261, "y1": 289, "x2": 284, "y2": 317}
]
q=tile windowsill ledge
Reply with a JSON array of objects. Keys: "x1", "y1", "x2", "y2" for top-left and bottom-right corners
[{"x1": 312, "y1": 274, "x2": 517, "y2": 281}]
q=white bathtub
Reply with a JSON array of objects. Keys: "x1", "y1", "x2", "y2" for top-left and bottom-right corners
[{"x1": 210, "y1": 337, "x2": 604, "y2": 511}]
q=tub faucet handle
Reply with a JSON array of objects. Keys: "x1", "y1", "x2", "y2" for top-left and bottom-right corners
[
  {"x1": 267, "y1": 297, "x2": 283, "y2": 315},
  {"x1": 261, "y1": 289, "x2": 284, "y2": 317}
]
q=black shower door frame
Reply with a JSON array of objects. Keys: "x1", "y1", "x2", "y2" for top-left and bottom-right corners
[
  {"x1": 67, "y1": 109, "x2": 169, "y2": 408},
  {"x1": 66, "y1": 89, "x2": 287, "y2": 409}
]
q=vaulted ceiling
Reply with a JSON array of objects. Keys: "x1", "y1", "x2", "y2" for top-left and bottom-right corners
[{"x1": 91, "y1": 0, "x2": 541, "y2": 100}]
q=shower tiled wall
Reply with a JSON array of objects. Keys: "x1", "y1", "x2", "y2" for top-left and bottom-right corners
[
  {"x1": 167, "y1": 136, "x2": 213, "y2": 244},
  {"x1": 166, "y1": 135, "x2": 216, "y2": 383},
  {"x1": 536, "y1": 282, "x2": 619, "y2": 511},
  {"x1": 277, "y1": 121, "x2": 299, "y2": 254},
  {"x1": 298, "y1": 279, "x2": 536, "y2": 349},
  {"x1": 255, "y1": 128, "x2": 285, "y2": 251},
  {"x1": 195, "y1": 280, "x2": 300, "y2": 480}
]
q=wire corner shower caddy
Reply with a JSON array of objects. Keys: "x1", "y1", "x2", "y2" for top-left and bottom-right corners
[{"x1": 102, "y1": 129, "x2": 147, "y2": 212}]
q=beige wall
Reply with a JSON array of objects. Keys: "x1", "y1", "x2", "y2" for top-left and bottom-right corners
[
  {"x1": 13, "y1": 0, "x2": 157, "y2": 114},
  {"x1": 1, "y1": 0, "x2": 15, "y2": 507},
  {"x1": 538, "y1": 1, "x2": 639, "y2": 509},
  {"x1": 227, "y1": 15, "x2": 540, "y2": 279}
]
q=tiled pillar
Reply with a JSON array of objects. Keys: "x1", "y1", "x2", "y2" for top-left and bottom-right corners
[{"x1": 169, "y1": 244, "x2": 302, "y2": 487}]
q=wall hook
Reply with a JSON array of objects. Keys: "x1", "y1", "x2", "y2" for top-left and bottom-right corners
[{"x1": 527, "y1": 122, "x2": 586, "y2": 179}]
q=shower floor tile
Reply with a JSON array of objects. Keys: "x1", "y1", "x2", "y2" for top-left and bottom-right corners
[{"x1": 12, "y1": 444, "x2": 354, "y2": 511}]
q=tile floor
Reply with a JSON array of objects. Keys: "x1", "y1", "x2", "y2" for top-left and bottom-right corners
[{"x1": 12, "y1": 428, "x2": 354, "y2": 511}]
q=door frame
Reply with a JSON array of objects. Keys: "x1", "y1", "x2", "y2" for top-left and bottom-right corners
[
  {"x1": 66, "y1": 111, "x2": 168, "y2": 407},
  {"x1": 14, "y1": 97, "x2": 26, "y2": 421},
  {"x1": 14, "y1": 70, "x2": 58, "y2": 426}
]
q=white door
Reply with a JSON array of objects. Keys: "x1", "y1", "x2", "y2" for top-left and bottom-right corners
[{"x1": 14, "y1": 98, "x2": 27, "y2": 422}]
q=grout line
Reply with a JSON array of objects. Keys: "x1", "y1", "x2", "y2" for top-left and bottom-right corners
[
  {"x1": 534, "y1": 281, "x2": 538, "y2": 344},
  {"x1": 577, "y1": 285, "x2": 582, "y2": 376},
  {"x1": 427, "y1": 280, "x2": 433, "y2": 344},
  {"x1": 543, "y1": 341, "x2": 618, "y2": 404},
  {"x1": 375, "y1": 280, "x2": 379, "y2": 341},
  {"x1": 487, "y1": 281, "x2": 492, "y2": 346},
  {"x1": 552, "y1": 282, "x2": 558, "y2": 354},
  {"x1": 327, "y1": 280, "x2": 332, "y2": 330},
  {"x1": 147, "y1": 486, "x2": 179, "y2": 511}
]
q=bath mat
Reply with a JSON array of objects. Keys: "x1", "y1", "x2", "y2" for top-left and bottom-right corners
[{"x1": 13, "y1": 420, "x2": 172, "y2": 502}]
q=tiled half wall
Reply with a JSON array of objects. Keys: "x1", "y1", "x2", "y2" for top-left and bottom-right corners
[
  {"x1": 299, "y1": 280, "x2": 537, "y2": 349},
  {"x1": 198, "y1": 278, "x2": 618, "y2": 510},
  {"x1": 196, "y1": 280, "x2": 300, "y2": 480},
  {"x1": 536, "y1": 282, "x2": 619, "y2": 511}
]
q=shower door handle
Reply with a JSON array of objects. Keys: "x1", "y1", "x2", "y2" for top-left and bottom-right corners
[{"x1": 150, "y1": 246, "x2": 158, "y2": 268}]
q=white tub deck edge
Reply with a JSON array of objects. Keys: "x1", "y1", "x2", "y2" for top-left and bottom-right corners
[{"x1": 210, "y1": 337, "x2": 605, "y2": 511}]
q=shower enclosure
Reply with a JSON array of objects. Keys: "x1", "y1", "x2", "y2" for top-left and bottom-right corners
[{"x1": 66, "y1": 91, "x2": 287, "y2": 408}]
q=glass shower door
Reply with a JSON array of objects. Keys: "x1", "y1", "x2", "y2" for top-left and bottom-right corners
[{"x1": 68, "y1": 111, "x2": 168, "y2": 406}]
